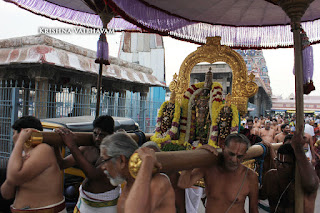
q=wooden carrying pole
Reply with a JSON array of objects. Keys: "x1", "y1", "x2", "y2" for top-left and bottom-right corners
[
  {"x1": 128, "y1": 143, "x2": 283, "y2": 177},
  {"x1": 41, "y1": 132, "x2": 153, "y2": 146}
]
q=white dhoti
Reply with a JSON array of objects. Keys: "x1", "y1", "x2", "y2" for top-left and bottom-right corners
[
  {"x1": 185, "y1": 187, "x2": 204, "y2": 213},
  {"x1": 11, "y1": 198, "x2": 67, "y2": 213},
  {"x1": 304, "y1": 144, "x2": 312, "y2": 163},
  {"x1": 74, "y1": 185, "x2": 120, "y2": 213}
]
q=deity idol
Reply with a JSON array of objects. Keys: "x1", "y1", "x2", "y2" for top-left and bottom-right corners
[{"x1": 191, "y1": 70, "x2": 213, "y2": 144}]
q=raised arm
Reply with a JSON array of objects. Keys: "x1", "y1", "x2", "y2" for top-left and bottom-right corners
[
  {"x1": 124, "y1": 147, "x2": 163, "y2": 213},
  {"x1": 6, "y1": 129, "x2": 54, "y2": 185},
  {"x1": 248, "y1": 171, "x2": 259, "y2": 213},
  {"x1": 177, "y1": 168, "x2": 205, "y2": 189},
  {"x1": 178, "y1": 144, "x2": 216, "y2": 189},
  {"x1": 262, "y1": 141, "x2": 276, "y2": 169},
  {"x1": 55, "y1": 128, "x2": 103, "y2": 180},
  {"x1": 53, "y1": 145, "x2": 77, "y2": 170},
  {"x1": 292, "y1": 127, "x2": 319, "y2": 194}
]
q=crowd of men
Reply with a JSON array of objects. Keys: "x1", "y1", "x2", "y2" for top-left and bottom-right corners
[{"x1": 0, "y1": 114, "x2": 319, "y2": 212}]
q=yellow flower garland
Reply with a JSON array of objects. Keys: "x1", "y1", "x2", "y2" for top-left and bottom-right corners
[
  {"x1": 178, "y1": 82, "x2": 204, "y2": 146},
  {"x1": 151, "y1": 101, "x2": 181, "y2": 146},
  {"x1": 208, "y1": 103, "x2": 239, "y2": 148}
]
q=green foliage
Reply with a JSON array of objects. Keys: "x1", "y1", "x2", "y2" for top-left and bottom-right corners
[{"x1": 161, "y1": 143, "x2": 186, "y2": 151}]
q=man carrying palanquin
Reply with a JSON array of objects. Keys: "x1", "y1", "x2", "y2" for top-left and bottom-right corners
[
  {"x1": 178, "y1": 133, "x2": 259, "y2": 213},
  {"x1": 259, "y1": 127, "x2": 319, "y2": 212},
  {"x1": 100, "y1": 132, "x2": 176, "y2": 213},
  {"x1": 55, "y1": 115, "x2": 119, "y2": 213},
  {"x1": 1, "y1": 116, "x2": 66, "y2": 212}
]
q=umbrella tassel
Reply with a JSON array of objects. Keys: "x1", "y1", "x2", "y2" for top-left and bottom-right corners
[
  {"x1": 293, "y1": 28, "x2": 315, "y2": 94},
  {"x1": 95, "y1": 33, "x2": 110, "y2": 65}
]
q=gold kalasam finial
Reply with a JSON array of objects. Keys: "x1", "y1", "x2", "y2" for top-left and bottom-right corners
[
  {"x1": 225, "y1": 94, "x2": 232, "y2": 107},
  {"x1": 204, "y1": 68, "x2": 213, "y2": 89}
]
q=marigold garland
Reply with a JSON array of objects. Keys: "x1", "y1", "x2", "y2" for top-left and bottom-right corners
[{"x1": 150, "y1": 101, "x2": 181, "y2": 146}]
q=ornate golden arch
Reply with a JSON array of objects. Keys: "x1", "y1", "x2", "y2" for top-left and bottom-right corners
[{"x1": 169, "y1": 37, "x2": 258, "y2": 115}]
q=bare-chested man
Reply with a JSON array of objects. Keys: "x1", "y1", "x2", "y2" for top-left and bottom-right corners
[
  {"x1": 55, "y1": 115, "x2": 118, "y2": 212},
  {"x1": 259, "y1": 128, "x2": 319, "y2": 212},
  {"x1": 260, "y1": 116, "x2": 266, "y2": 129},
  {"x1": 271, "y1": 118, "x2": 281, "y2": 134},
  {"x1": 274, "y1": 124, "x2": 291, "y2": 143},
  {"x1": 259, "y1": 121, "x2": 275, "y2": 143},
  {"x1": 142, "y1": 141, "x2": 186, "y2": 213},
  {"x1": 253, "y1": 117, "x2": 260, "y2": 129},
  {"x1": 100, "y1": 133, "x2": 175, "y2": 213},
  {"x1": 247, "y1": 118, "x2": 260, "y2": 135},
  {"x1": 1, "y1": 116, "x2": 66, "y2": 212},
  {"x1": 178, "y1": 133, "x2": 259, "y2": 213}
]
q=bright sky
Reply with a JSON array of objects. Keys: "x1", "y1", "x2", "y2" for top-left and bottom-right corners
[{"x1": 1, "y1": 1, "x2": 319, "y2": 98}]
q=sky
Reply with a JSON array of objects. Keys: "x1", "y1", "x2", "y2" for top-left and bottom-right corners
[{"x1": 1, "y1": 1, "x2": 319, "y2": 99}]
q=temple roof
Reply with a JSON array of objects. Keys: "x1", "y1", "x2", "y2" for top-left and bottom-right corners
[{"x1": 0, "y1": 34, "x2": 165, "y2": 87}]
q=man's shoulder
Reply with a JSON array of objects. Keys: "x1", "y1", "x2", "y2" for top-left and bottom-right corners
[
  {"x1": 34, "y1": 143, "x2": 53, "y2": 153},
  {"x1": 32, "y1": 144, "x2": 55, "y2": 161},
  {"x1": 264, "y1": 169, "x2": 278, "y2": 182},
  {"x1": 151, "y1": 173, "x2": 173, "y2": 196},
  {"x1": 153, "y1": 173, "x2": 171, "y2": 185},
  {"x1": 242, "y1": 166, "x2": 258, "y2": 180}
]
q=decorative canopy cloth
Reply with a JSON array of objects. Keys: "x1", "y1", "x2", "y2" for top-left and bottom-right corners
[
  {"x1": 5, "y1": 0, "x2": 141, "y2": 31},
  {"x1": 5, "y1": 0, "x2": 320, "y2": 49}
]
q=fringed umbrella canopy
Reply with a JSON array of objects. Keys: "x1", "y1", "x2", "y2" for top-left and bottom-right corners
[
  {"x1": 5, "y1": 0, "x2": 320, "y2": 49},
  {"x1": 5, "y1": 0, "x2": 141, "y2": 31}
]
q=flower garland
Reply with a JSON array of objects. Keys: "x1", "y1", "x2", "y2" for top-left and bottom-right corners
[
  {"x1": 179, "y1": 82, "x2": 204, "y2": 147},
  {"x1": 208, "y1": 103, "x2": 239, "y2": 148},
  {"x1": 151, "y1": 101, "x2": 181, "y2": 147},
  {"x1": 179, "y1": 82, "x2": 224, "y2": 149}
]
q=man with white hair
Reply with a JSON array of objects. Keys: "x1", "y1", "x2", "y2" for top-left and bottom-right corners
[
  {"x1": 100, "y1": 133, "x2": 175, "y2": 213},
  {"x1": 304, "y1": 119, "x2": 315, "y2": 139},
  {"x1": 259, "y1": 120, "x2": 276, "y2": 143}
]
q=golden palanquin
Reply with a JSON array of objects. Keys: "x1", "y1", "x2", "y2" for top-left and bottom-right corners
[{"x1": 151, "y1": 37, "x2": 258, "y2": 150}]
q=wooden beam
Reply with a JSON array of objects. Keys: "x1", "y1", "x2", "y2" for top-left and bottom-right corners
[{"x1": 40, "y1": 131, "x2": 153, "y2": 146}]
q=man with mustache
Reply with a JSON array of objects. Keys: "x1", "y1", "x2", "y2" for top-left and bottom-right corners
[
  {"x1": 55, "y1": 115, "x2": 118, "y2": 213},
  {"x1": 100, "y1": 132, "x2": 175, "y2": 213}
]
